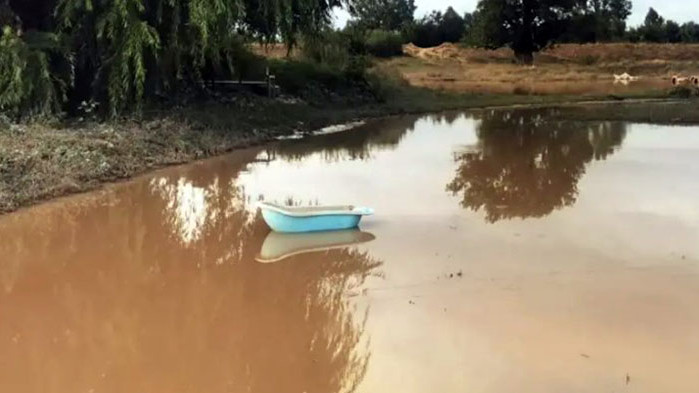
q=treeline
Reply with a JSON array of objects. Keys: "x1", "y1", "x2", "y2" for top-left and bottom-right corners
[
  {"x1": 626, "y1": 9, "x2": 699, "y2": 43},
  {"x1": 0, "y1": 0, "x2": 345, "y2": 118},
  {"x1": 466, "y1": 3, "x2": 699, "y2": 62},
  {"x1": 348, "y1": 0, "x2": 699, "y2": 61},
  {"x1": 561, "y1": 6, "x2": 699, "y2": 44},
  {"x1": 348, "y1": 0, "x2": 469, "y2": 48}
]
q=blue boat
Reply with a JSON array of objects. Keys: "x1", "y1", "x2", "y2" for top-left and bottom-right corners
[{"x1": 258, "y1": 202, "x2": 374, "y2": 233}]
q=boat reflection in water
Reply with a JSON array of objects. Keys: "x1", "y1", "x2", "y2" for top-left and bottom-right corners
[{"x1": 257, "y1": 229, "x2": 376, "y2": 263}]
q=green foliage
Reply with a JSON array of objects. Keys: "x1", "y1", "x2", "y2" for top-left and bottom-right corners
[
  {"x1": 665, "y1": 20, "x2": 682, "y2": 43},
  {"x1": 468, "y1": 0, "x2": 576, "y2": 62},
  {"x1": 407, "y1": 7, "x2": 466, "y2": 48},
  {"x1": 95, "y1": 0, "x2": 160, "y2": 114},
  {"x1": 439, "y1": 7, "x2": 465, "y2": 43},
  {"x1": 0, "y1": 27, "x2": 71, "y2": 118},
  {"x1": 638, "y1": 7, "x2": 666, "y2": 42},
  {"x1": 302, "y1": 30, "x2": 352, "y2": 69},
  {"x1": 2, "y1": 0, "x2": 345, "y2": 118},
  {"x1": 270, "y1": 59, "x2": 343, "y2": 94},
  {"x1": 276, "y1": 0, "x2": 343, "y2": 54},
  {"x1": 365, "y1": 30, "x2": 403, "y2": 57},
  {"x1": 269, "y1": 56, "x2": 372, "y2": 103},
  {"x1": 348, "y1": 0, "x2": 416, "y2": 31},
  {"x1": 561, "y1": 0, "x2": 631, "y2": 43},
  {"x1": 272, "y1": 30, "x2": 374, "y2": 101},
  {"x1": 625, "y1": 8, "x2": 699, "y2": 44},
  {"x1": 680, "y1": 22, "x2": 699, "y2": 43}
]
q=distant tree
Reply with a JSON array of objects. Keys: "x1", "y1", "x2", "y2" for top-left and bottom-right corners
[
  {"x1": 664, "y1": 20, "x2": 682, "y2": 43},
  {"x1": 561, "y1": 0, "x2": 631, "y2": 43},
  {"x1": 680, "y1": 22, "x2": 699, "y2": 43},
  {"x1": 468, "y1": 0, "x2": 576, "y2": 64},
  {"x1": 348, "y1": 0, "x2": 416, "y2": 30},
  {"x1": 644, "y1": 7, "x2": 664, "y2": 26},
  {"x1": 440, "y1": 7, "x2": 465, "y2": 43},
  {"x1": 409, "y1": 11, "x2": 441, "y2": 47},
  {"x1": 625, "y1": 26, "x2": 641, "y2": 42},
  {"x1": 463, "y1": 12, "x2": 474, "y2": 32},
  {"x1": 631, "y1": 8, "x2": 692, "y2": 43},
  {"x1": 407, "y1": 7, "x2": 467, "y2": 47},
  {"x1": 605, "y1": 0, "x2": 633, "y2": 39},
  {"x1": 639, "y1": 7, "x2": 666, "y2": 42}
]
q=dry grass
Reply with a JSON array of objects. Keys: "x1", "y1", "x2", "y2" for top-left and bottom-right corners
[
  {"x1": 388, "y1": 43, "x2": 699, "y2": 96},
  {"x1": 543, "y1": 43, "x2": 699, "y2": 62},
  {"x1": 250, "y1": 43, "x2": 297, "y2": 59}
]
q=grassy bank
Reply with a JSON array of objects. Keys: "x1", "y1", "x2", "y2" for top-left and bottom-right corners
[{"x1": 1, "y1": 71, "x2": 698, "y2": 215}]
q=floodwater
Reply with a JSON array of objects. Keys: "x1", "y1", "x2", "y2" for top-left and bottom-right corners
[{"x1": 1, "y1": 108, "x2": 699, "y2": 393}]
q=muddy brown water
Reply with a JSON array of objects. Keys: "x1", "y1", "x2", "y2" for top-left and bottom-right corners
[{"x1": 1, "y1": 108, "x2": 699, "y2": 393}]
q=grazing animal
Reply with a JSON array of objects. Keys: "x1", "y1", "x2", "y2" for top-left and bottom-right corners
[
  {"x1": 613, "y1": 73, "x2": 638, "y2": 82},
  {"x1": 672, "y1": 75, "x2": 692, "y2": 86}
]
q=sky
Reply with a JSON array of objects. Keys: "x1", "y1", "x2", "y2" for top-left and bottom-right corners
[{"x1": 333, "y1": 0, "x2": 697, "y2": 28}]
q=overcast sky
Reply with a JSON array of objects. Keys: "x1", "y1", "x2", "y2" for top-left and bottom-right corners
[{"x1": 333, "y1": 0, "x2": 697, "y2": 28}]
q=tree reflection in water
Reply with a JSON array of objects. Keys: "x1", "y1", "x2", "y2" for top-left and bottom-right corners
[
  {"x1": 265, "y1": 116, "x2": 420, "y2": 163},
  {"x1": 447, "y1": 109, "x2": 627, "y2": 222},
  {"x1": 0, "y1": 151, "x2": 381, "y2": 393}
]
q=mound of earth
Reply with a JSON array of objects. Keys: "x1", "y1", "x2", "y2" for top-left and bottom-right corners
[
  {"x1": 403, "y1": 43, "x2": 464, "y2": 60},
  {"x1": 403, "y1": 42, "x2": 699, "y2": 65},
  {"x1": 403, "y1": 43, "x2": 516, "y2": 63}
]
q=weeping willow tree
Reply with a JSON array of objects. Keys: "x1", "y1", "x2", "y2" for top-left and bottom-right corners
[
  {"x1": 0, "y1": 0, "x2": 346, "y2": 119},
  {"x1": 0, "y1": 27, "x2": 72, "y2": 117}
]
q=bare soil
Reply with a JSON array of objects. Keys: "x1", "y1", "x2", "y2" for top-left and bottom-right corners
[{"x1": 394, "y1": 43, "x2": 699, "y2": 95}]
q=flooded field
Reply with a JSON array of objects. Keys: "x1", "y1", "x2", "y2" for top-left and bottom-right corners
[{"x1": 1, "y1": 108, "x2": 699, "y2": 393}]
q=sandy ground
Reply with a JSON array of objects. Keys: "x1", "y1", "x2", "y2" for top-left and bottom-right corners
[{"x1": 391, "y1": 43, "x2": 699, "y2": 95}]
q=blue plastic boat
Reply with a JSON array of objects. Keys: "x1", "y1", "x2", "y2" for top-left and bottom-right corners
[{"x1": 258, "y1": 202, "x2": 374, "y2": 233}]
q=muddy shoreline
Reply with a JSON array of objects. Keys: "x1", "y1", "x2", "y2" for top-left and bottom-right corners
[{"x1": 1, "y1": 97, "x2": 698, "y2": 216}]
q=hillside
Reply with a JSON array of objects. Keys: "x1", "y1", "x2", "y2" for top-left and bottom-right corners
[{"x1": 383, "y1": 43, "x2": 699, "y2": 95}]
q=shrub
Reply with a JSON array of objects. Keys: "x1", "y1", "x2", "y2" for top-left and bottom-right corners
[
  {"x1": 343, "y1": 24, "x2": 369, "y2": 55},
  {"x1": 578, "y1": 55, "x2": 600, "y2": 66},
  {"x1": 669, "y1": 86, "x2": 699, "y2": 98},
  {"x1": 301, "y1": 32, "x2": 352, "y2": 70},
  {"x1": 269, "y1": 60, "x2": 344, "y2": 94},
  {"x1": 512, "y1": 86, "x2": 531, "y2": 95},
  {"x1": 365, "y1": 30, "x2": 403, "y2": 57},
  {"x1": 298, "y1": 30, "x2": 371, "y2": 79}
]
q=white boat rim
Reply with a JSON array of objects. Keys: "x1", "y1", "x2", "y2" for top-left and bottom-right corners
[{"x1": 257, "y1": 201, "x2": 374, "y2": 217}]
